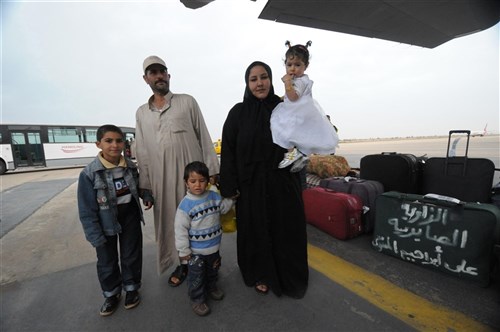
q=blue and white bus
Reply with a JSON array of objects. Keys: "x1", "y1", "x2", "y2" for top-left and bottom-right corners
[{"x1": 0, "y1": 124, "x2": 135, "y2": 175}]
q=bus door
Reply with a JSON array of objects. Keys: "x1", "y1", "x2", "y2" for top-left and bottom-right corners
[{"x1": 11, "y1": 131, "x2": 46, "y2": 168}]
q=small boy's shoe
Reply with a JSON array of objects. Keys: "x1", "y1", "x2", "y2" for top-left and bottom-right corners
[
  {"x1": 290, "y1": 155, "x2": 309, "y2": 173},
  {"x1": 124, "y1": 290, "x2": 141, "y2": 310},
  {"x1": 192, "y1": 302, "x2": 211, "y2": 316},
  {"x1": 208, "y1": 287, "x2": 225, "y2": 301},
  {"x1": 100, "y1": 293, "x2": 121, "y2": 317},
  {"x1": 278, "y1": 148, "x2": 301, "y2": 168}
]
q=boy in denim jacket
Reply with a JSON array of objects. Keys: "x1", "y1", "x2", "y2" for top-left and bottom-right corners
[{"x1": 77, "y1": 124, "x2": 154, "y2": 316}]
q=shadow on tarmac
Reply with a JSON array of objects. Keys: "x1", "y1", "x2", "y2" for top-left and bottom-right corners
[{"x1": 2, "y1": 232, "x2": 413, "y2": 332}]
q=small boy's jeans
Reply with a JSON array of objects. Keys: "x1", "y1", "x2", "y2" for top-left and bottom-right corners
[
  {"x1": 96, "y1": 201, "x2": 142, "y2": 298},
  {"x1": 187, "y1": 252, "x2": 221, "y2": 303}
]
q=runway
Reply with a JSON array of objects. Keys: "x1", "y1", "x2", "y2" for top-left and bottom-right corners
[{"x1": 337, "y1": 134, "x2": 499, "y2": 170}]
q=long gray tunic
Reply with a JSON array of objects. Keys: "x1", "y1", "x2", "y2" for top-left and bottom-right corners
[{"x1": 135, "y1": 92, "x2": 219, "y2": 275}]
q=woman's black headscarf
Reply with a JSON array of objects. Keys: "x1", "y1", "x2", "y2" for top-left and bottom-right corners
[
  {"x1": 240, "y1": 61, "x2": 283, "y2": 178},
  {"x1": 243, "y1": 61, "x2": 282, "y2": 105},
  {"x1": 220, "y1": 61, "x2": 286, "y2": 195}
]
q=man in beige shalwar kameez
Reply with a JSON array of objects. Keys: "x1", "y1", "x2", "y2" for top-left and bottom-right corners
[{"x1": 135, "y1": 56, "x2": 219, "y2": 283}]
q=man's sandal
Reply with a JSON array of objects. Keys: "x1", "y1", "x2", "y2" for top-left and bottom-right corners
[
  {"x1": 255, "y1": 282, "x2": 269, "y2": 295},
  {"x1": 168, "y1": 264, "x2": 188, "y2": 287}
]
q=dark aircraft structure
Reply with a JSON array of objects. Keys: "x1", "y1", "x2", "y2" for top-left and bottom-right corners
[{"x1": 181, "y1": 0, "x2": 500, "y2": 48}]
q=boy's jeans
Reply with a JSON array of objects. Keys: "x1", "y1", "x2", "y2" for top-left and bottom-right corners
[
  {"x1": 187, "y1": 252, "x2": 221, "y2": 303},
  {"x1": 96, "y1": 201, "x2": 142, "y2": 298}
]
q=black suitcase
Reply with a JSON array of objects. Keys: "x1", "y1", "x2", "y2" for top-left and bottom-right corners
[
  {"x1": 360, "y1": 152, "x2": 425, "y2": 194},
  {"x1": 422, "y1": 130, "x2": 495, "y2": 203},
  {"x1": 372, "y1": 191, "x2": 500, "y2": 286},
  {"x1": 492, "y1": 177, "x2": 500, "y2": 209},
  {"x1": 319, "y1": 176, "x2": 383, "y2": 233}
]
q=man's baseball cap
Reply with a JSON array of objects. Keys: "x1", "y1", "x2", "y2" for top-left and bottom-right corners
[{"x1": 143, "y1": 55, "x2": 167, "y2": 72}]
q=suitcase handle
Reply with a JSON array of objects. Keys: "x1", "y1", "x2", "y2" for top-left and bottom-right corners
[
  {"x1": 445, "y1": 130, "x2": 470, "y2": 176},
  {"x1": 343, "y1": 176, "x2": 362, "y2": 183},
  {"x1": 446, "y1": 130, "x2": 470, "y2": 157},
  {"x1": 423, "y1": 193, "x2": 462, "y2": 205},
  {"x1": 449, "y1": 130, "x2": 471, "y2": 135}
]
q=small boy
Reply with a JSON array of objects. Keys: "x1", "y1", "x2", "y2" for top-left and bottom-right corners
[
  {"x1": 77, "y1": 124, "x2": 154, "y2": 317},
  {"x1": 174, "y1": 161, "x2": 233, "y2": 316}
]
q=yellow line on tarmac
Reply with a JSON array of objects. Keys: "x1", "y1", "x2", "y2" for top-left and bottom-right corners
[{"x1": 307, "y1": 244, "x2": 494, "y2": 332}]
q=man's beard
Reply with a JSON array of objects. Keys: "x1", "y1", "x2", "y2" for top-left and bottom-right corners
[{"x1": 152, "y1": 81, "x2": 169, "y2": 95}]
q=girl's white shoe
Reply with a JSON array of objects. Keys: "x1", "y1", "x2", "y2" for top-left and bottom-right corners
[{"x1": 278, "y1": 148, "x2": 301, "y2": 168}]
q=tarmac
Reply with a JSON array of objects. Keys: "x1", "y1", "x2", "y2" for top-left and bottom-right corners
[{"x1": 1, "y1": 164, "x2": 500, "y2": 331}]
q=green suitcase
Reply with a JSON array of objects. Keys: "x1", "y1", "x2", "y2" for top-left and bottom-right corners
[{"x1": 372, "y1": 191, "x2": 500, "y2": 286}]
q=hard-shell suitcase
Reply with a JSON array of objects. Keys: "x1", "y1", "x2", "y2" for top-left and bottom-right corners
[
  {"x1": 372, "y1": 191, "x2": 500, "y2": 286},
  {"x1": 422, "y1": 130, "x2": 495, "y2": 203},
  {"x1": 319, "y1": 176, "x2": 384, "y2": 233},
  {"x1": 492, "y1": 177, "x2": 500, "y2": 209},
  {"x1": 303, "y1": 187, "x2": 363, "y2": 240},
  {"x1": 360, "y1": 152, "x2": 425, "y2": 194}
]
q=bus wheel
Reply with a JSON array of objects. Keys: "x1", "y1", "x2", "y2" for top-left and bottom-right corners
[{"x1": 0, "y1": 160, "x2": 7, "y2": 175}]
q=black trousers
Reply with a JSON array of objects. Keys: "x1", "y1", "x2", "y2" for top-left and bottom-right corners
[
  {"x1": 96, "y1": 201, "x2": 142, "y2": 298},
  {"x1": 187, "y1": 252, "x2": 221, "y2": 303}
]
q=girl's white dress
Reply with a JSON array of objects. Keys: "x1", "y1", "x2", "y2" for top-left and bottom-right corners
[{"x1": 271, "y1": 74, "x2": 339, "y2": 156}]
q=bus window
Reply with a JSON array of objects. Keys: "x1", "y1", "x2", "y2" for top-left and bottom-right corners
[
  {"x1": 27, "y1": 132, "x2": 44, "y2": 165},
  {"x1": 85, "y1": 128, "x2": 98, "y2": 143},
  {"x1": 11, "y1": 131, "x2": 44, "y2": 167},
  {"x1": 48, "y1": 127, "x2": 83, "y2": 143},
  {"x1": 11, "y1": 133, "x2": 26, "y2": 166}
]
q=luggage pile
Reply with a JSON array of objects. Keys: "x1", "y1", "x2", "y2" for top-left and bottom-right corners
[{"x1": 302, "y1": 130, "x2": 500, "y2": 286}]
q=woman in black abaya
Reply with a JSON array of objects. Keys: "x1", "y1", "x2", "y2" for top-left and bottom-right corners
[{"x1": 219, "y1": 61, "x2": 308, "y2": 298}]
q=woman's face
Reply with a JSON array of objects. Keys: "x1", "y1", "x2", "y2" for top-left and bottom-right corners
[{"x1": 247, "y1": 65, "x2": 271, "y2": 100}]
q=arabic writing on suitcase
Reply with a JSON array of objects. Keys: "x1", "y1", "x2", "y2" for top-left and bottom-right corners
[{"x1": 372, "y1": 192, "x2": 500, "y2": 286}]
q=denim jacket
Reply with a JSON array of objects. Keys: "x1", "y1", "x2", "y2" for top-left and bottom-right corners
[{"x1": 77, "y1": 156, "x2": 153, "y2": 248}]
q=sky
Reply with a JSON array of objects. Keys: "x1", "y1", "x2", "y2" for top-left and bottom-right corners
[{"x1": 2, "y1": 0, "x2": 499, "y2": 140}]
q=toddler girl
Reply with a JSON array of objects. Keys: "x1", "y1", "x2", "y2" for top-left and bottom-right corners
[{"x1": 271, "y1": 40, "x2": 339, "y2": 172}]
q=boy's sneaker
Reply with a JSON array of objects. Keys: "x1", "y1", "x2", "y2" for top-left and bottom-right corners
[
  {"x1": 100, "y1": 293, "x2": 121, "y2": 317},
  {"x1": 278, "y1": 148, "x2": 301, "y2": 168},
  {"x1": 124, "y1": 290, "x2": 141, "y2": 310},
  {"x1": 208, "y1": 287, "x2": 225, "y2": 301},
  {"x1": 290, "y1": 155, "x2": 309, "y2": 173},
  {"x1": 192, "y1": 302, "x2": 211, "y2": 316}
]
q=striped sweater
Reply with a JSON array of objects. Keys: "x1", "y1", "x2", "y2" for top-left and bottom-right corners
[{"x1": 174, "y1": 190, "x2": 233, "y2": 257}]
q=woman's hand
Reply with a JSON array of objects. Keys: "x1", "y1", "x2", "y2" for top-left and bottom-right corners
[{"x1": 230, "y1": 189, "x2": 240, "y2": 200}]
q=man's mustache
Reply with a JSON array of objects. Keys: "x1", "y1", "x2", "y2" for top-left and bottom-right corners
[{"x1": 155, "y1": 80, "x2": 168, "y2": 85}]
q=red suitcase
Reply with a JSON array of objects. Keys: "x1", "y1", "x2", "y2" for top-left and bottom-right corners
[
  {"x1": 319, "y1": 176, "x2": 384, "y2": 233},
  {"x1": 303, "y1": 187, "x2": 364, "y2": 240}
]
